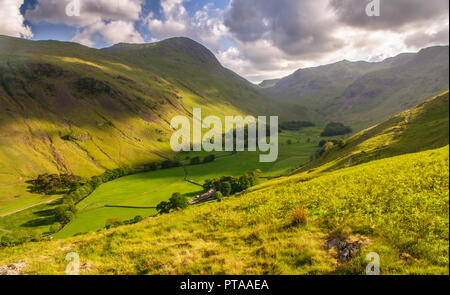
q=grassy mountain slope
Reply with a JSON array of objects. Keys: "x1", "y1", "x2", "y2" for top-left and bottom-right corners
[
  {"x1": 294, "y1": 91, "x2": 449, "y2": 175},
  {"x1": 102, "y1": 37, "x2": 299, "y2": 119},
  {"x1": 263, "y1": 46, "x2": 449, "y2": 130},
  {"x1": 1, "y1": 145, "x2": 447, "y2": 274},
  {"x1": 1, "y1": 95, "x2": 448, "y2": 275},
  {"x1": 0, "y1": 36, "x2": 290, "y2": 213}
]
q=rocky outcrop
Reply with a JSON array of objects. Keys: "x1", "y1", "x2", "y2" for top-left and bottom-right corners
[{"x1": 327, "y1": 236, "x2": 370, "y2": 262}]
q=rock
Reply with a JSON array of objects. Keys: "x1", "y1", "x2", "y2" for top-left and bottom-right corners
[
  {"x1": 327, "y1": 236, "x2": 370, "y2": 262},
  {"x1": 80, "y1": 262, "x2": 92, "y2": 271},
  {"x1": 0, "y1": 262, "x2": 27, "y2": 275}
]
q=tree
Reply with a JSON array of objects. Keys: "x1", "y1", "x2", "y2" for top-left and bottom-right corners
[
  {"x1": 169, "y1": 193, "x2": 189, "y2": 210},
  {"x1": 156, "y1": 201, "x2": 171, "y2": 214},
  {"x1": 221, "y1": 182, "x2": 232, "y2": 196},
  {"x1": 203, "y1": 154, "x2": 216, "y2": 163},
  {"x1": 215, "y1": 191, "x2": 223, "y2": 202},
  {"x1": 55, "y1": 204, "x2": 77, "y2": 223},
  {"x1": 321, "y1": 122, "x2": 352, "y2": 137},
  {"x1": 190, "y1": 157, "x2": 201, "y2": 165}
]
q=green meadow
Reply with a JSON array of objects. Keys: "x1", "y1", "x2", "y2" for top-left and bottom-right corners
[{"x1": 46, "y1": 127, "x2": 327, "y2": 238}]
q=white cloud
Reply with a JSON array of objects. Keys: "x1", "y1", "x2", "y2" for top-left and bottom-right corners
[
  {"x1": 18, "y1": 0, "x2": 450, "y2": 82},
  {"x1": 146, "y1": 0, "x2": 227, "y2": 51},
  {"x1": 0, "y1": 0, "x2": 33, "y2": 38},
  {"x1": 219, "y1": 0, "x2": 449, "y2": 83},
  {"x1": 26, "y1": 0, "x2": 144, "y2": 46}
]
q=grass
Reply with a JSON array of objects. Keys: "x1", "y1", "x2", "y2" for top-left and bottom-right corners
[
  {"x1": 293, "y1": 91, "x2": 449, "y2": 175},
  {"x1": 51, "y1": 128, "x2": 325, "y2": 238},
  {"x1": 1, "y1": 146, "x2": 447, "y2": 275},
  {"x1": 0, "y1": 199, "x2": 61, "y2": 236},
  {"x1": 0, "y1": 35, "x2": 300, "y2": 213}
]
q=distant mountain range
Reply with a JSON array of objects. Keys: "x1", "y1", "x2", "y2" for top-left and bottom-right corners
[{"x1": 261, "y1": 46, "x2": 449, "y2": 130}]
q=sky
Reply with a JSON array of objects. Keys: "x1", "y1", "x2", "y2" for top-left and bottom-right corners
[{"x1": 0, "y1": 0, "x2": 448, "y2": 83}]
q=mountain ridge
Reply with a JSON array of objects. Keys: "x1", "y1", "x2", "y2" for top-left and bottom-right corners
[{"x1": 262, "y1": 45, "x2": 449, "y2": 130}]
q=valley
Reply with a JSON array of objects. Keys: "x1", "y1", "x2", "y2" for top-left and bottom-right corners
[{"x1": 0, "y1": 35, "x2": 448, "y2": 275}]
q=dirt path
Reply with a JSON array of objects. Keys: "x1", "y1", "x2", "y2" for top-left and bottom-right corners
[{"x1": 0, "y1": 196, "x2": 63, "y2": 218}]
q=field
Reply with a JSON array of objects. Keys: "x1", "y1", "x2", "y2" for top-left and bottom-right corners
[
  {"x1": 1, "y1": 145, "x2": 447, "y2": 275},
  {"x1": 0, "y1": 127, "x2": 327, "y2": 239}
]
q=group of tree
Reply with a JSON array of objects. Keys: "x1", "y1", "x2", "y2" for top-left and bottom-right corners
[
  {"x1": 156, "y1": 193, "x2": 189, "y2": 214},
  {"x1": 203, "y1": 170, "x2": 262, "y2": 197},
  {"x1": 189, "y1": 154, "x2": 216, "y2": 165},
  {"x1": 320, "y1": 122, "x2": 352, "y2": 137},
  {"x1": 280, "y1": 121, "x2": 315, "y2": 131},
  {"x1": 27, "y1": 174, "x2": 84, "y2": 195}
]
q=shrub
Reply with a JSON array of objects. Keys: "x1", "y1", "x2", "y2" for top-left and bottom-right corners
[
  {"x1": 105, "y1": 217, "x2": 123, "y2": 229},
  {"x1": 190, "y1": 157, "x2": 201, "y2": 165},
  {"x1": 156, "y1": 193, "x2": 189, "y2": 214},
  {"x1": 161, "y1": 159, "x2": 181, "y2": 169},
  {"x1": 203, "y1": 154, "x2": 216, "y2": 163},
  {"x1": 132, "y1": 216, "x2": 144, "y2": 223},
  {"x1": 55, "y1": 204, "x2": 77, "y2": 223},
  {"x1": 221, "y1": 182, "x2": 232, "y2": 196},
  {"x1": 32, "y1": 230, "x2": 43, "y2": 242},
  {"x1": 156, "y1": 201, "x2": 171, "y2": 214},
  {"x1": 215, "y1": 191, "x2": 223, "y2": 202},
  {"x1": 292, "y1": 207, "x2": 308, "y2": 226},
  {"x1": 169, "y1": 193, "x2": 189, "y2": 210},
  {"x1": 50, "y1": 223, "x2": 62, "y2": 233}
]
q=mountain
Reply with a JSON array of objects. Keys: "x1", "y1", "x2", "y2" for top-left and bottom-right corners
[
  {"x1": 263, "y1": 46, "x2": 449, "y2": 130},
  {"x1": 1, "y1": 93, "x2": 448, "y2": 274},
  {"x1": 102, "y1": 37, "x2": 297, "y2": 118},
  {"x1": 0, "y1": 36, "x2": 294, "y2": 211},
  {"x1": 293, "y1": 91, "x2": 449, "y2": 174},
  {"x1": 259, "y1": 79, "x2": 280, "y2": 88}
]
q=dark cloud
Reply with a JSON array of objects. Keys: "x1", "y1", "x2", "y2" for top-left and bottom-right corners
[
  {"x1": 224, "y1": 0, "x2": 344, "y2": 58},
  {"x1": 405, "y1": 26, "x2": 450, "y2": 48},
  {"x1": 330, "y1": 0, "x2": 449, "y2": 30}
]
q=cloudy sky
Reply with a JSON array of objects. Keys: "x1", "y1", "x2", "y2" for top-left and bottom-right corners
[{"x1": 0, "y1": 0, "x2": 448, "y2": 83}]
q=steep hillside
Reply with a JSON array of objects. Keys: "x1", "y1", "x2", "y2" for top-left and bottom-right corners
[
  {"x1": 0, "y1": 36, "x2": 287, "y2": 213},
  {"x1": 103, "y1": 37, "x2": 299, "y2": 119},
  {"x1": 294, "y1": 91, "x2": 449, "y2": 174},
  {"x1": 263, "y1": 46, "x2": 449, "y2": 130},
  {"x1": 1, "y1": 145, "x2": 447, "y2": 274},
  {"x1": 1, "y1": 89, "x2": 448, "y2": 274}
]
